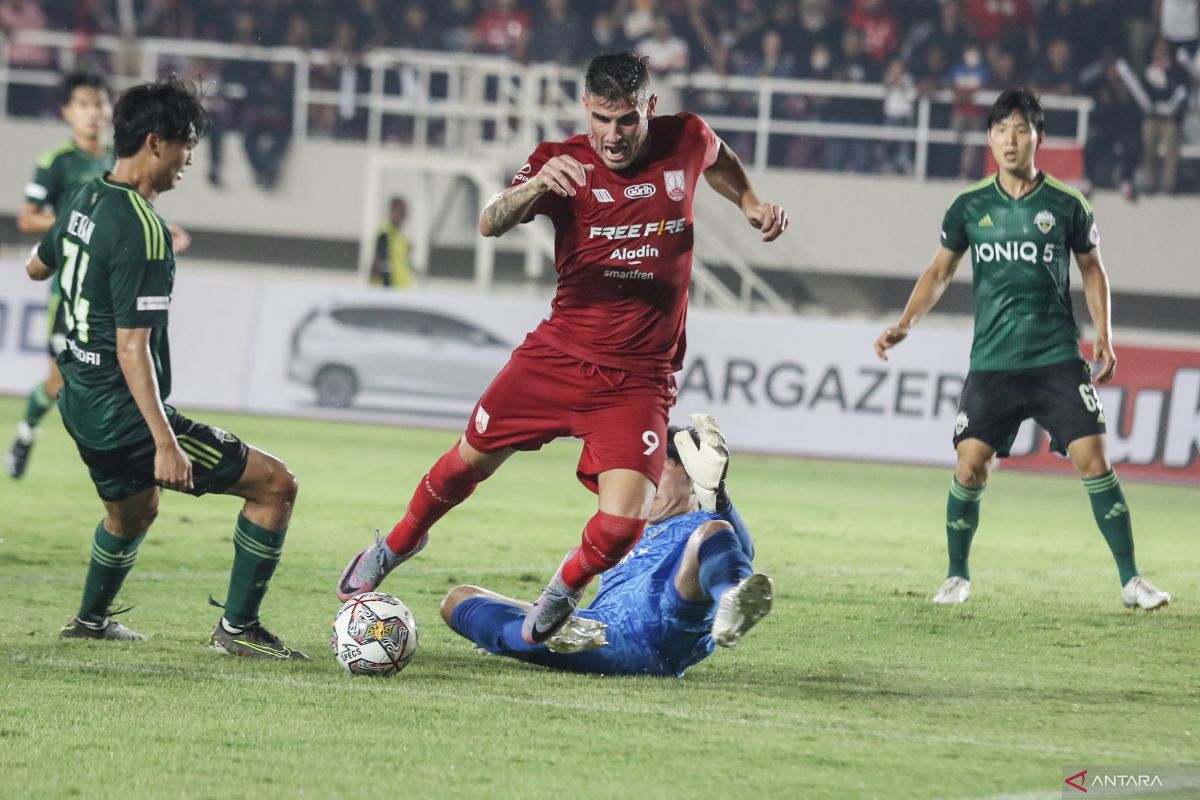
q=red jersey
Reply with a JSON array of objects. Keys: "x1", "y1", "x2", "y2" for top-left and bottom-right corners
[{"x1": 509, "y1": 112, "x2": 720, "y2": 375}]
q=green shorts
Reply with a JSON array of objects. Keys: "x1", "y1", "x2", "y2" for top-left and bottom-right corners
[{"x1": 73, "y1": 409, "x2": 249, "y2": 502}]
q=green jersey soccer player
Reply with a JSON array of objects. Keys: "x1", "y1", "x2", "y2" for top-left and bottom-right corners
[
  {"x1": 875, "y1": 88, "x2": 1168, "y2": 611},
  {"x1": 25, "y1": 77, "x2": 307, "y2": 658},
  {"x1": 8, "y1": 71, "x2": 114, "y2": 479}
]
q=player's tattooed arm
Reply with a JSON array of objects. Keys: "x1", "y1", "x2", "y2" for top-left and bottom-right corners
[
  {"x1": 703, "y1": 140, "x2": 788, "y2": 241},
  {"x1": 479, "y1": 155, "x2": 593, "y2": 237}
]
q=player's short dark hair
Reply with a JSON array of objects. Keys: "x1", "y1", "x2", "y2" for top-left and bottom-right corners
[
  {"x1": 584, "y1": 52, "x2": 650, "y2": 102},
  {"x1": 986, "y1": 88, "x2": 1045, "y2": 135},
  {"x1": 112, "y1": 76, "x2": 211, "y2": 158},
  {"x1": 666, "y1": 425, "x2": 699, "y2": 465},
  {"x1": 59, "y1": 70, "x2": 109, "y2": 106}
]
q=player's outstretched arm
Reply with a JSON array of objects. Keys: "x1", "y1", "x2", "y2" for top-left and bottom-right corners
[
  {"x1": 874, "y1": 245, "x2": 965, "y2": 361},
  {"x1": 1076, "y1": 248, "x2": 1117, "y2": 383},
  {"x1": 702, "y1": 140, "x2": 788, "y2": 242},
  {"x1": 116, "y1": 326, "x2": 193, "y2": 491},
  {"x1": 479, "y1": 156, "x2": 593, "y2": 237}
]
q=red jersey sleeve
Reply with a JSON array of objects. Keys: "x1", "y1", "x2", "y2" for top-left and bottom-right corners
[
  {"x1": 507, "y1": 141, "x2": 565, "y2": 223},
  {"x1": 679, "y1": 112, "x2": 720, "y2": 172}
]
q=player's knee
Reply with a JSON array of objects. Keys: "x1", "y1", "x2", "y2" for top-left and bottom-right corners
[
  {"x1": 440, "y1": 585, "x2": 482, "y2": 627},
  {"x1": 260, "y1": 458, "x2": 299, "y2": 509},
  {"x1": 955, "y1": 460, "x2": 991, "y2": 487}
]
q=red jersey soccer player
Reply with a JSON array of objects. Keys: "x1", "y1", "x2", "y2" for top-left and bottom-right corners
[{"x1": 336, "y1": 52, "x2": 788, "y2": 644}]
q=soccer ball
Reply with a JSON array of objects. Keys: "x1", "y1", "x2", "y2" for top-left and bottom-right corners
[{"x1": 331, "y1": 592, "x2": 419, "y2": 677}]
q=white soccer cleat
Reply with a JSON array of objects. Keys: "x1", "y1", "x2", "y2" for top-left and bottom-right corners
[
  {"x1": 545, "y1": 616, "x2": 608, "y2": 654},
  {"x1": 1121, "y1": 576, "x2": 1170, "y2": 610},
  {"x1": 933, "y1": 576, "x2": 970, "y2": 605},
  {"x1": 712, "y1": 573, "x2": 773, "y2": 648}
]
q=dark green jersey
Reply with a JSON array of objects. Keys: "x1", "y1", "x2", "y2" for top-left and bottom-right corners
[
  {"x1": 25, "y1": 141, "x2": 116, "y2": 307},
  {"x1": 37, "y1": 176, "x2": 175, "y2": 450},
  {"x1": 940, "y1": 173, "x2": 1097, "y2": 371}
]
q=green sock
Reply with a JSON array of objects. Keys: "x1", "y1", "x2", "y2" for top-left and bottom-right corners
[
  {"x1": 23, "y1": 383, "x2": 53, "y2": 429},
  {"x1": 78, "y1": 522, "x2": 145, "y2": 625},
  {"x1": 223, "y1": 513, "x2": 286, "y2": 627},
  {"x1": 946, "y1": 478, "x2": 985, "y2": 580},
  {"x1": 1083, "y1": 469, "x2": 1138, "y2": 585}
]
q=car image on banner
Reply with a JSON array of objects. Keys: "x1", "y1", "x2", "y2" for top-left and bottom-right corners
[{"x1": 287, "y1": 304, "x2": 512, "y2": 411}]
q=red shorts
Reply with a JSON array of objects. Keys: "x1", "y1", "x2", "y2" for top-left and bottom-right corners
[{"x1": 464, "y1": 339, "x2": 675, "y2": 493}]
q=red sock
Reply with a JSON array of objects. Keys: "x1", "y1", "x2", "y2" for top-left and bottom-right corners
[
  {"x1": 559, "y1": 511, "x2": 646, "y2": 590},
  {"x1": 386, "y1": 446, "x2": 491, "y2": 555}
]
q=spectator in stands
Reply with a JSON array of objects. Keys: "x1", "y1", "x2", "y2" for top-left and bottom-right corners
[
  {"x1": 242, "y1": 60, "x2": 293, "y2": 188},
  {"x1": 589, "y1": 9, "x2": 629, "y2": 54},
  {"x1": 438, "y1": 0, "x2": 477, "y2": 52},
  {"x1": 1157, "y1": 0, "x2": 1199, "y2": 58},
  {"x1": 902, "y1": 0, "x2": 968, "y2": 66},
  {"x1": 532, "y1": 0, "x2": 587, "y2": 65},
  {"x1": 391, "y1": 4, "x2": 434, "y2": 50},
  {"x1": 913, "y1": 42, "x2": 951, "y2": 94},
  {"x1": 0, "y1": 0, "x2": 54, "y2": 116},
  {"x1": 963, "y1": 0, "x2": 1036, "y2": 54},
  {"x1": 620, "y1": 0, "x2": 658, "y2": 45},
  {"x1": 1082, "y1": 49, "x2": 1143, "y2": 200},
  {"x1": 880, "y1": 56, "x2": 918, "y2": 174},
  {"x1": 470, "y1": 0, "x2": 531, "y2": 59},
  {"x1": 372, "y1": 197, "x2": 415, "y2": 289},
  {"x1": 825, "y1": 28, "x2": 881, "y2": 174},
  {"x1": 739, "y1": 28, "x2": 798, "y2": 79},
  {"x1": 949, "y1": 43, "x2": 990, "y2": 178},
  {"x1": 847, "y1": 0, "x2": 900, "y2": 66},
  {"x1": 1117, "y1": 38, "x2": 1192, "y2": 194},
  {"x1": 985, "y1": 41, "x2": 1021, "y2": 89},
  {"x1": 1034, "y1": 37, "x2": 1078, "y2": 96},
  {"x1": 796, "y1": 0, "x2": 843, "y2": 55},
  {"x1": 636, "y1": 15, "x2": 689, "y2": 74},
  {"x1": 353, "y1": 0, "x2": 389, "y2": 52}
]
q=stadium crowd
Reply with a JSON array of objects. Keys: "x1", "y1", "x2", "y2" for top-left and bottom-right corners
[{"x1": 2, "y1": 0, "x2": 1199, "y2": 191}]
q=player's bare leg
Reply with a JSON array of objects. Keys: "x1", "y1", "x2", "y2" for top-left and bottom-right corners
[
  {"x1": 8, "y1": 359, "x2": 64, "y2": 479},
  {"x1": 672, "y1": 522, "x2": 771, "y2": 648},
  {"x1": 522, "y1": 469, "x2": 653, "y2": 643},
  {"x1": 934, "y1": 438, "x2": 995, "y2": 605},
  {"x1": 60, "y1": 487, "x2": 159, "y2": 641},
  {"x1": 337, "y1": 438, "x2": 512, "y2": 600},
  {"x1": 1067, "y1": 434, "x2": 1168, "y2": 610},
  {"x1": 210, "y1": 448, "x2": 308, "y2": 659}
]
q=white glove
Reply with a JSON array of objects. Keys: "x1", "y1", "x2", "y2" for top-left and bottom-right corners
[{"x1": 672, "y1": 413, "x2": 729, "y2": 512}]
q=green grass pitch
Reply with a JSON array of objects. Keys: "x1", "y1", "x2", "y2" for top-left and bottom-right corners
[{"x1": 0, "y1": 396, "x2": 1196, "y2": 799}]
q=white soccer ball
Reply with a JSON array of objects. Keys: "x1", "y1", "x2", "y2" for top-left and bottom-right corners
[{"x1": 331, "y1": 592, "x2": 419, "y2": 677}]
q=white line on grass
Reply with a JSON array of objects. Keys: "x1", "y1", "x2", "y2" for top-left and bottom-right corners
[{"x1": 4, "y1": 653, "x2": 1157, "y2": 762}]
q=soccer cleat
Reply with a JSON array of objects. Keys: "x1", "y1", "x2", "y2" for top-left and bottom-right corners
[
  {"x1": 712, "y1": 573, "x2": 774, "y2": 648},
  {"x1": 59, "y1": 617, "x2": 148, "y2": 641},
  {"x1": 522, "y1": 566, "x2": 584, "y2": 644},
  {"x1": 544, "y1": 616, "x2": 608, "y2": 654},
  {"x1": 209, "y1": 621, "x2": 310, "y2": 660},
  {"x1": 335, "y1": 530, "x2": 426, "y2": 601},
  {"x1": 7, "y1": 423, "x2": 35, "y2": 479},
  {"x1": 933, "y1": 576, "x2": 971, "y2": 605},
  {"x1": 1121, "y1": 576, "x2": 1170, "y2": 610}
]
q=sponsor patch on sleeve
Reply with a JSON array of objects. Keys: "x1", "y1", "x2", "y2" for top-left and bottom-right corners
[
  {"x1": 136, "y1": 296, "x2": 170, "y2": 311},
  {"x1": 1089, "y1": 223, "x2": 1100, "y2": 245},
  {"x1": 25, "y1": 182, "x2": 48, "y2": 201}
]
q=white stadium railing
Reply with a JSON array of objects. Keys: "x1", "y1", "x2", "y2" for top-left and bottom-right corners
[{"x1": 3, "y1": 32, "x2": 1197, "y2": 310}]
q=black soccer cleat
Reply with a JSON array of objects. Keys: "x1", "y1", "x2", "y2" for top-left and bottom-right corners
[
  {"x1": 7, "y1": 435, "x2": 34, "y2": 479},
  {"x1": 210, "y1": 621, "x2": 310, "y2": 661}
]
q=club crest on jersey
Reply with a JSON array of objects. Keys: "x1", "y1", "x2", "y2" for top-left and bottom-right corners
[
  {"x1": 664, "y1": 170, "x2": 686, "y2": 201},
  {"x1": 1034, "y1": 210, "x2": 1055, "y2": 234},
  {"x1": 474, "y1": 405, "x2": 490, "y2": 434}
]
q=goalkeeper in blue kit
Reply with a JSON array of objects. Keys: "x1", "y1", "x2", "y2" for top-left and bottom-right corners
[{"x1": 440, "y1": 414, "x2": 774, "y2": 677}]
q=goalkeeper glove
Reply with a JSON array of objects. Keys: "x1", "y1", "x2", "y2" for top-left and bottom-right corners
[{"x1": 672, "y1": 413, "x2": 729, "y2": 512}]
